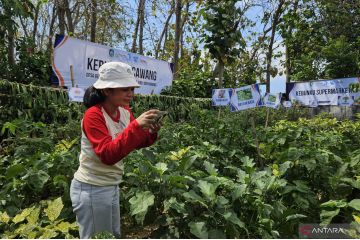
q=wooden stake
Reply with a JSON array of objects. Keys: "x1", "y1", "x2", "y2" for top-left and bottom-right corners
[
  {"x1": 265, "y1": 107, "x2": 270, "y2": 128},
  {"x1": 70, "y1": 65, "x2": 75, "y2": 87},
  {"x1": 250, "y1": 116, "x2": 263, "y2": 168}
]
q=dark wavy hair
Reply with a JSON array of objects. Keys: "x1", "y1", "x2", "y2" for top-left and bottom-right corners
[{"x1": 83, "y1": 86, "x2": 106, "y2": 108}]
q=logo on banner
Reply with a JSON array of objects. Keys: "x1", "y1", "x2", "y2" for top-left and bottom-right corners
[
  {"x1": 338, "y1": 94, "x2": 354, "y2": 106},
  {"x1": 109, "y1": 49, "x2": 115, "y2": 57},
  {"x1": 212, "y1": 88, "x2": 231, "y2": 106},
  {"x1": 282, "y1": 101, "x2": 292, "y2": 108},
  {"x1": 140, "y1": 58, "x2": 148, "y2": 65}
]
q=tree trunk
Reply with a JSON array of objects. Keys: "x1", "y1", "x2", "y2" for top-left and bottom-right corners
[
  {"x1": 266, "y1": 0, "x2": 285, "y2": 93},
  {"x1": 7, "y1": 28, "x2": 15, "y2": 66},
  {"x1": 285, "y1": 44, "x2": 290, "y2": 83},
  {"x1": 32, "y1": 2, "x2": 41, "y2": 44},
  {"x1": 64, "y1": 0, "x2": 74, "y2": 34},
  {"x1": 47, "y1": 5, "x2": 57, "y2": 61},
  {"x1": 285, "y1": 0, "x2": 299, "y2": 83},
  {"x1": 218, "y1": 59, "x2": 224, "y2": 88},
  {"x1": 173, "y1": 0, "x2": 182, "y2": 78},
  {"x1": 155, "y1": 0, "x2": 174, "y2": 59},
  {"x1": 161, "y1": 25, "x2": 168, "y2": 58},
  {"x1": 90, "y1": 0, "x2": 97, "y2": 42},
  {"x1": 39, "y1": 16, "x2": 48, "y2": 48},
  {"x1": 132, "y1": 0, "x2": 145, "y2": 53},
  {"x1": 19, "y1": 16, "x2": 30, "y2": 38},
  {"x1": 57, "y1": 0, "x2": 66, "y2": 35},
  {"x1": 138, "y1": 0, "x2": 146, "y2": 55},
  {"x1": 180, "y1": 1, "x2": 190, "y2": 59}
]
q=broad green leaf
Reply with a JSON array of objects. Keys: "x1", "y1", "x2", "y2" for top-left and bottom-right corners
[
  {"x1": 27, "y1": 231, "x2": 38, "y2": 239},
  {"x1": 216, "y1": 196, "x2": 229, "y2": 206},
  {"x1": 26, "y1": 207, "x2": 40, "y2": 225},
  {"x1": 286, "y1": 214, "x2": 307, "y2": 221},
  {"x1": 163, "y1": 197, "x2": 187, "y2": 214},
  {"x1": 154, "y1": 162, "x2": 168, "y2": 175},
  {"x1": 182, "y1": 190, "x2": 208, "y2": 207},
  {"x1": 320, "y1": 209, "x2": 340, "y2": 226},
  {"x1": 44, "y1": 197, "x2": 63, "y2": 221},
  {"x1": 5, "y1": 164, "x2": 25, "y2": 179},
  {"x1": 204, "y1": 161, "x2": 218, "y2": 176},
  {"x1": 31, "y1": 170, "x2": 50, "y2": 189},
  {"x1": 236, "y1": 169, "x2": 248, "y2": 183},
  {"x1": 350, "y1": 153, "x2": 360, "y2": 167},
  {"x1": 178, "y1": 155, "x2": 198, "y2": 171},
  {"x1": 223, "y1": 211, "x2": 245, "y2": 229},
  {"x1": 231, "y1": 184, "x2": 247, "y2": 201},
  {"x1": 188, "y1": 221, "x2": 208, "y2": 238},
  {"x1": 12, "y1": 207, "x2": 35, "y2": 224},
  {"x1": 272, "y1": 164, "x2": 280, "y2": 176},
  {"x1": 55, "y1": 221, "x2": 78, "y2": 233},
  {"x1": 208, "y1": 229, "x2": 226, "y2": 239},
  {"x1": 129, "y1": 191, "x2": 155, "y2": 225},
  {"x1": 353, "y1": 215, "x2": 360, "y2": 224},
  {"x1": 241, "y1": 156, "x2": 255, "y2": 169},
  {"x1": 14, "y1": 223, "x2": 37, "y2": 238},
  {"x1": 1, "y1": 122, "x2": 17, "y2": 135},
  {"x1": 321, "y1": 199, "x2": 347, "y2": 209},
  {"x1": 39, "y1": 229, "x2": 58, "y2": 239},
  {"x1": 348, "y1": 199, "x2": 360, "y2": 211},
  {"x1": 1, "y1": 230, "x2": 18, "y2": 239},
  {"x1": 197, "y1": 180, "x2": 219, "y2": 201},
  {"x1": 341, "y1": 178, "x2": 360, "y2": 189},
  {"x1": 293, "y1": 180, "x2": 311, "y2": 193},
  {"x1": 279, "y1": 161, "x2": 293, "y2": 174},
  {"x1": 0, "y1": 211, "x2": 10, "y2": 224},
  {"x1": 142, "y1": 149, "x2": 156, "y2": 161},
  {"x1": 169, "y1": 146, "x2": 191, "y2": 161}
]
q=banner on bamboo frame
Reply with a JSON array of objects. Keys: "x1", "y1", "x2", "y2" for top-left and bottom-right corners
[
  {"x1": 230, "y1": 84, "x2": 263, "y2": 112},
  {"x1": 212, "y1": 88, "x2": 232, "y2": 106},
  {"x1": 263, "y1": 92, "x2": 281, "y2": 109},
  {"x1": 287, "y1": 77, "x2": 360, "y2": 107}
]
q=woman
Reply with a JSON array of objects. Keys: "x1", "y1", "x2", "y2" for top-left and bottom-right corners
[{"x1": 70, "y1": 62, "x2": 161, "y2": 238}]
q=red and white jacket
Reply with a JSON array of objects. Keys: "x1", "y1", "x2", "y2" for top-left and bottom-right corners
[{"x1": 74, "y1": 104, "x2": 157, "y2": 186}]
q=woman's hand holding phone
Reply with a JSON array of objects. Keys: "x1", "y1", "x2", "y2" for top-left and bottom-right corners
[{"x1": 136, "y1": 109, "x2": 159, "y2": 129}]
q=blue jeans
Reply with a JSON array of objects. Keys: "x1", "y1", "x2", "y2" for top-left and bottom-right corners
[{"x1": 70, "y1": 178, "x2": 121, "y2": 239}]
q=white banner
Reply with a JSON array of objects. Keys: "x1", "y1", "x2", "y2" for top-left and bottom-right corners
[
  {"x1": 51, "y1": 35, "x2": 173, "y2": 95},
  {"x1": 263, "y1": 93, "x2": 281, "y2": 109},
  {"x1": 282, "y1": 101, "x2": 292, "y2": 108},
  {"x1": 212, "y1": 89, "x2": 232, "y2": 106},
  {"x1": 230, "y1": 84, "x2": 263, "y2": 112},
  {"x1": 287, "y1": 77, "x2": 360, "y2": 106}
]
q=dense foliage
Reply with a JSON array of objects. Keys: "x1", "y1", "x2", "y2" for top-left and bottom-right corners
[{"x1": 1, "y1": 83, "x2": 360, "y2": 238}]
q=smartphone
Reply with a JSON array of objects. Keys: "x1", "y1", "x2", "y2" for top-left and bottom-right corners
[{"x1": 155, "y1": 111, "x2": 168, "y2": 123}]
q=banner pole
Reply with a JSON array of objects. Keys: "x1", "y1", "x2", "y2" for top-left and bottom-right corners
[
  {"x1": 265, "y1": 107, "x2": 270, "y2": 128},
  {"x1": 70, "y1": 65, "x2": 75, "y2": 87},
  {"x1": 250, "y1": 115, "x2": 263, "y2": 168}
]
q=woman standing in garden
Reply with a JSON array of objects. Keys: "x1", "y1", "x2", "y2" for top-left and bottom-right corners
[{"x1": 70, "y1": 62, "x2": 161, "y2": 238}]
